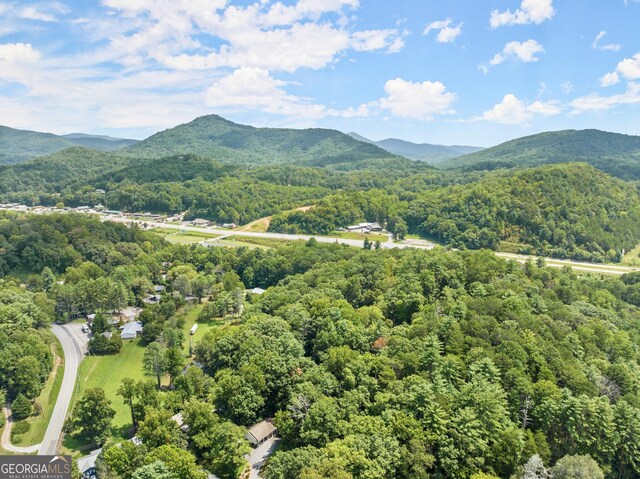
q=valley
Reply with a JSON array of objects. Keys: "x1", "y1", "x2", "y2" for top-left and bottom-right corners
[{"x1": 3, "y1": 117, "x2": 640, "y2": 479}]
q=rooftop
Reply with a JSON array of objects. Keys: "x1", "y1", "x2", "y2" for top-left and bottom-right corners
[{"x1": 246, "y1": 420, "x2": 277, "y2": 443}]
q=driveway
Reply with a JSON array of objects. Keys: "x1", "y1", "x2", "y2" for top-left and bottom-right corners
[
  {"x1": 1, "y1": 406, "x2": 41, "y2": 453},
  {"x1": 248, "y1": 438, "x2": 281, "y2": 479},
  {"x1": 38, "y1": 323, "x2": 85, "y2": 455}
]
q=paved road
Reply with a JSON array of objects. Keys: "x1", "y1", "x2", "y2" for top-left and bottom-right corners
[
  {"x1": 110, "y1": 217, "x2": 639, "y2": 275},
  {"x1": 38, "y1": 324, "x2": 85, "y2": 455}
]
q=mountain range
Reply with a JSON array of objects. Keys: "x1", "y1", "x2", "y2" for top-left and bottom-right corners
[
  {"x1": 347, "y1": 132, "x2": 483, "y2": 163},
  {"x1": 0, "y1": 125, "x2": 138, "y2": 164},
  {"x1": 3, "y1": 115, "x2": 640, "y2": 182}
]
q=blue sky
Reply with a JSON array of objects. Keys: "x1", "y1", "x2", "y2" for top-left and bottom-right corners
[{"x1": 0, "y1": 0, "x2": 639, "y2": 146}]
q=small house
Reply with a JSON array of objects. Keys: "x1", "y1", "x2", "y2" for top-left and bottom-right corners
[
  {"x1": 245, "y1": 420, "x2": 278, "y2": 447},
  {"x1": 120, "y1": 321, "x2": 143, "y2": 339},
  {"x1": 250, "y1": 287, "x2": 266, "y2": 295},
  {"x1": 222, "y1": 223, "x2": 237, "y2": 229},
  {"x1": 101, "y1": 331, "x2": 113, "y2": 339}
]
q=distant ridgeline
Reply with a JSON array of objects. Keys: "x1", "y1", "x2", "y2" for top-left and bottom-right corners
[
  {"x1": 1, "y1": 115, "x2": 640, "y2": 262},
  {"x1": 441, "y1": 129, "x2": 640, "y2": 181}
]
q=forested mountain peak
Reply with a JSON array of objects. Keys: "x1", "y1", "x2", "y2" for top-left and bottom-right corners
[
  {"x1": 124, "y1": 114, "x2": 397, "y2": 167},
  {"x1": 442, "y1": 128, "x2": 640, "y2": 179}
]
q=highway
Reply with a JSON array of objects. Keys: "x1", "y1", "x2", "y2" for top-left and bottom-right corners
[
  {"x1": 109, "y1": 217, "x2": 639, "y2": 276},
  {"x1": 38, "y1": 324, "x2": 85, "y2": 455}
]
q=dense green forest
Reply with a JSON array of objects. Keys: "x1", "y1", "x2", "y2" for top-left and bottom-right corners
[
  {"x1": 2, "y1": 213, "x2": 640, "y2": 478},
  {"x1": 406, "y1": 163, "x2": 640, "y2": 262},
  {"x1": 442, "y1": 129, "x2": 640, "y2": 180},
  {"x1": 0, "y1": 285, "x2": 55, "y2": 410},
  {"x1": 3, "y1": 117, "x2": 640, "y2": 263}
]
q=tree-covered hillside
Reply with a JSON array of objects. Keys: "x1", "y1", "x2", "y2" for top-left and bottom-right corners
[
  {"x1": 0, "y1": 125, "x2": 77, "y2": 164},
  {"x1": 407, "y1": 163, "x2": 640, "y2": 261},
  {"x1": 125, "y1": 114, "x2": 399, "y2": 167},
  {"x1": 442, "y1": 129, "x2": 640, "y2": 180},
  {"x1": 0, "y1": 147, "x2": 132, "y2": 196},
  {"x1": 0, "y1": 126, "x2": 136, "y2": 164}
]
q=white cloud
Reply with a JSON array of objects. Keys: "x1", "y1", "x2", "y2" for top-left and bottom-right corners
[
  {"x1": 101, "y1": 0, "x2": 404, "y2": 73},
  {"x1": 423, "y1": 18, "x2": 463, "y2": 43},
  {"x1": 205, "y1": 67, "x2": 334, "y2": 119},
  {"x1": 600, "y1": 52, "x2": 640, "y2": 87},
  {"x1": 0, "y1": 43, "x2": 41, "y2": 62},
  {"x1": 617, "y1": 53, "x2": 640, "y2": 80},
  {"x1": 489, "y1": 39, "x2": 545, "y2": 66},
  {"x1": 476, "y1": 94, "x2": 561, "y2": 124},
  {"x1": 351, "y1": 29, "x2": 406, "y2": 53},
  {"x1": 600, "y1": 72, "x2": 620, "y2": 87},
  {"x1": 19, "y1": 6, "x2": 56, "y2": 22},
  {"x1": 424, "y1": 19, "x2": 451, "y2": 34},
  {"x1": 379, "y1": 78, "x2": 456, "y2": 120},
  {"x1": 205, "y1": 67, "x2": 374, "y2": 120},
  {"x1": 561, "y1": 81, "x2": 574, "y2": 93},
  {"x1": 571, "y1": 82, "x2": 640, "y2": 113},
  {"x1": 592, "y1": 31, "x2": 622, "y2": 52},
  {"x1": 490, "y1": 0, "x2": 555, "y2": 28}
]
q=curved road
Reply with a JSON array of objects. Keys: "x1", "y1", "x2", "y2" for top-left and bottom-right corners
[{"x1": 38, "y1": 324, "x2": 84, "y2": 455}]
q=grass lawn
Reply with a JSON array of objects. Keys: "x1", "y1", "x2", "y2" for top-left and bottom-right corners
[
  {"x1": 12, "y1": 334, "x2": 65, "y2": 447},
  {"x1": 67, "y1": 339, "x2": 147, "y2": 446},
  {"x1": 164, "y1": 234, "x2": 208, "y2": 245},
  {"x1": 175, "y1": 303, "x2": 221, "y2": 356},
  {"x1": 151, "y1": 228, "x2": 221, "y2": 245},
  {"x1": 330, "y1": 231, "x2": 388, "y2": 242},
  {"x1": 226, "y1": 235, "x2": 298, "y2": 249},
  {"x1": 213, "y1": 237, "x2": 273, "y2": 249}
]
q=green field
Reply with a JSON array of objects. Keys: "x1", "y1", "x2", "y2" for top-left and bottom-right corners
[
  {"x1": 12, "y1": 335, "x2": 65, "y2": 447},
  {"x1": 176, "y1": 303, "x2": 221, "y2": 355},
  {"x1": 66, "y1": 338, "x2": 147, "y2": 450},
  {"x1": 330, "y1": 231, "x2": 388, "y2": 242},
  {"x1": 152, "y1": 228, "x2": 221, "y2": 245},
  {"x1": 225, "y1": 235, "x2": 297, "y2": 249},
  {"x1": 164, "y1": 233, "x2": 208, "y2": 244}
]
